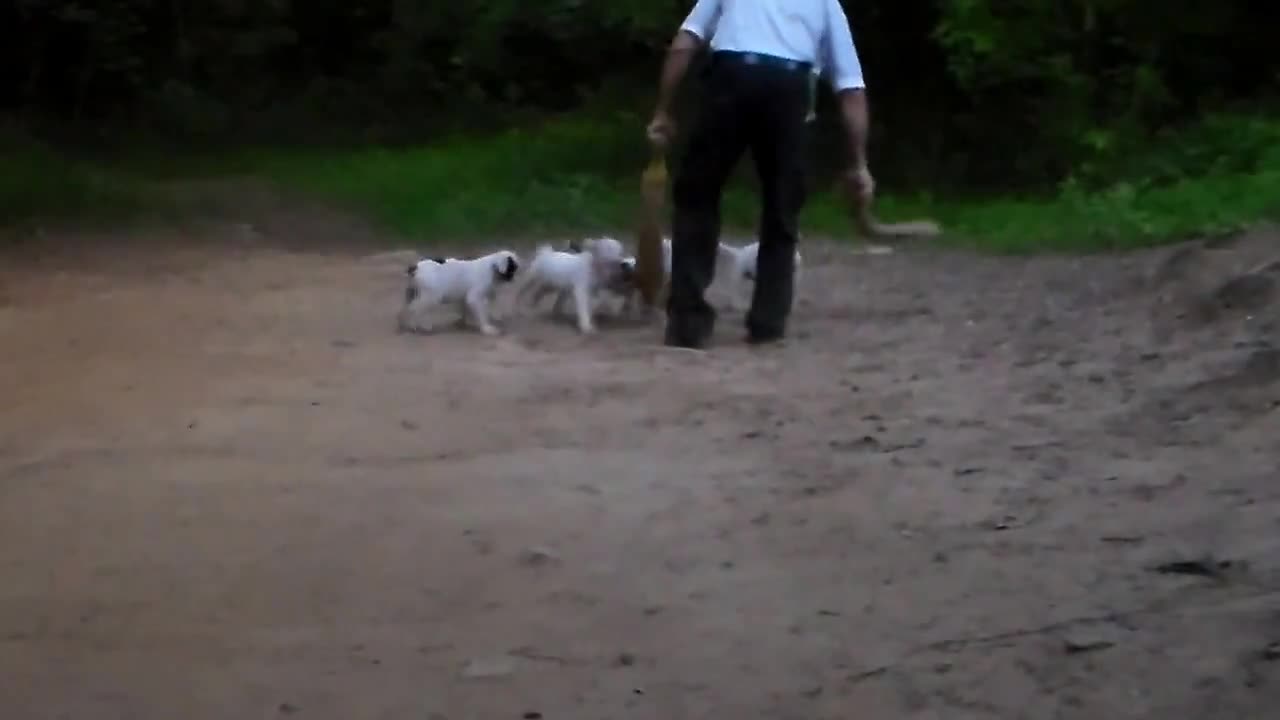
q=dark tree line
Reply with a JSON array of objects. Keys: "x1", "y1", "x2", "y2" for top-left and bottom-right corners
[{"x1": 4, "y1": 1, "x2": 1275, "y2": 188}]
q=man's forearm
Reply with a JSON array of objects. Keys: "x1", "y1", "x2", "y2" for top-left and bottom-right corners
[
  {"x1": 836, "y1": 89, "x2": 869, "y2": 166},
  {"x1": 654, "y1": 30, "x2": 704, "y2": 113}
]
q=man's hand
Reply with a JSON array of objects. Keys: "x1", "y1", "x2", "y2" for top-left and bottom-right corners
[
  {"x1": 647, "y1": 109, "x2": 676, "y2": 150},
  {"x1": 647, "y1": 29, "x2": 702, "y2": 150},
  {"x1": 843, "y1": 163, "x2": 875, "y2": 205},
  {"x1": 835, "y1": 89, "x2": 870, "y2": 184},
  {"x1": 842, "y1": 163, "x2": 876, "y2": 234}
]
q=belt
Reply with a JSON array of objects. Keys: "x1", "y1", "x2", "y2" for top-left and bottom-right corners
[{"x1": 711, "y1": 50, "x2": 813, "y2": 74}]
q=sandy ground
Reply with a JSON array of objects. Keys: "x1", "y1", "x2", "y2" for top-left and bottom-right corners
[{"x1": 1, "y1": 216, "x2": 1279, "y2": 719}]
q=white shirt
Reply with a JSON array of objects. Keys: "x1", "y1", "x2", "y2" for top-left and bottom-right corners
[{"x1": 679, "y1": 0, "x2": 865, "y2": 92}]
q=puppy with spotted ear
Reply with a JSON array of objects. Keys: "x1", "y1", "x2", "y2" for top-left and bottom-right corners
[
  {"x1": 554, "y1": 241, "x2": 643, "y2": 318},
  {"x1": 564, "y1": 253, "x2": 641, "y2": 318},
  {"x1": 715, "y1": 241, "x2": 804, "y2": 311},
  {"x1": 559, "y1": 236, "x2": 632, "y2": 318},
  {"x1": 605, "y1": 256, "x2": 640, "y2": 315},
  {"x1": 600, "y1": 238, "x2": 670, "y2": 319},
  {"x1": 397, "y1": 249, "x2": 521, "y2": 336},
  {"x1": 515, "y1": 236, "x2": 627, "y2": 334}
]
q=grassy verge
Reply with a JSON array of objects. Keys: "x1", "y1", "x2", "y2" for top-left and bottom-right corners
[
  {"x1": 5, "y1": 113, "x2": 1279, "y2": 252},
  {"x1": 0, "y1": 131, "x2": 154, "y2": 229}
]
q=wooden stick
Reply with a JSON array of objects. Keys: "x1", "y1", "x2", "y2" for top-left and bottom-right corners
[
  {"x1": 844, "y1": 180, "x2": 943, "y2": 240},
  {"x1": 634, "y1": 141, "x2": 669, "y2": 309}
]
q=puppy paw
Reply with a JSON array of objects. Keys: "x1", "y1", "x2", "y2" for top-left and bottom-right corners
[{"x1": 480, "y1": 325, "x2": 502, "y2": 336}]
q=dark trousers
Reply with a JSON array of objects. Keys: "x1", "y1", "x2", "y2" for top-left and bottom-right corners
[{"x1": 667, "y1": 52, "x2": 812, "y2": 345}]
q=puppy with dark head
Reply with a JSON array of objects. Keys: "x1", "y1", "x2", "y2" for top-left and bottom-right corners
[
  {"x1": 560, "y1": 253, "x2": 642, "y2": 319},
  {"x1": 615, "y1": 256, "x2": 636, "y2": 286},
  {"x1": 492, "y1": 253, "x2": 520, "y2": 282},
  {"x1": 398, "y1": 249, "x2": 522, "y2": 336},
  {"x1": 604, "y1": 255, "x2": 643, "y2": 316}
]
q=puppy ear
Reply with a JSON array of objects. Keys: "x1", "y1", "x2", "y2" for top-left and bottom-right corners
[
  {"x1": 567, "y1": 240, "x2": 583, "y2": 253},
  {"x1": 430, "y1": 256, "x2": 446, "y2": 264}
]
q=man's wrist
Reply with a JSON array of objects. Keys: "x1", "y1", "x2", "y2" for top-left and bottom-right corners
[{"x1": 848, "y1": 146, "x2": 867, "y2": 169}]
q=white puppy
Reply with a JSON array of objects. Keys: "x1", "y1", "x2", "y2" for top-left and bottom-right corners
[
  {"x1": 618, "y1": 237, "x2": 802, "y2": 313},
  {"x1": 516, "y1": 237, "x2": 627, "y2": 334},
  {"x1": 716, "y1": 241, "x2": 804, "y2": 310},
  {"x1": 600, "y1": 238, "x2": 671, "y2": 319},
  {"x1": 397, "y1": 250, "x2": 521, "y2": 336},
  {"x1": 599, "y1": 255, "x2": 642, "y2": 317},
  {"x1": 555, "y1": 238, "x2": 644, "y2": 318}
]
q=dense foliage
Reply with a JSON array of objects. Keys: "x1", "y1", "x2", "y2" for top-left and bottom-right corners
[{"x1": 3, "y1": 1, "x2": 1275, "y2": 189}]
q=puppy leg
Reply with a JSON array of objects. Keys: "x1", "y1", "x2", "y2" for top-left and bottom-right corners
[
  {"x1": 487, "y1": 288, "x2": 508, "y2": 324},
  {"x1": 551, "y1": 289, "x2": 569, "y2": 317},
  {"x1": 590, "y1": 288, "x2": 616, "y2": 318},
  {"x1": 514, "y1": 278, "x2": 541, "y2": 310},
  {"x1": 618, "y1": 289, "x2": 635, "y2": 318},
  {"x1": 720, "y1": 266, "x2": 746, "y2": 312},
  {"x1": 736, "y1": 272, "x2": 754, "y2": 311},
  {"x1": 466, "y1": 289, "x2": 501, "y2": 336},
  {"x1": 572, "y1": 280, "x2": 596, "y2": 334},
  {"x1": 520, "y1": 282, "x2": 556, "y2": 318},
  {"x1": 529, "y1": 285, "x2": 556, "y2": 313},
  {"x1": 396, "y1": 297, "x2": 415, "y2": 333},
  {"x1": 399, "y1": 294, "x2": 437, "y2": 334},
  {"x1": 723, "y1": 270, "x2": 741, "y2": 311},
  {"x1": 553, "y1": 287, "x2": 598, "y2": 318},
  {"x1": 636, "y1": 282, "x2": 665, "y2": 322},
  {"x1": 613, "y1": 289, "x2": 627, "y2": 317}
]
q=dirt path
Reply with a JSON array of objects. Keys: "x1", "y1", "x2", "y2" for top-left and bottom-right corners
[{"x1": 2, "y1": 220, "x2": 1278, "y2": 719}]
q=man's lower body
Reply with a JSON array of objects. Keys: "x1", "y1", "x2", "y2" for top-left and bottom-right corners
[{"x1": 665, "y1": 52, "x2": 812, "y2": 349}]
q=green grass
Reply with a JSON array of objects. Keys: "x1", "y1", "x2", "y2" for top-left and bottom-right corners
[
  {"x1": 5, "y1": 112, "x2": 1279, "y2": 252},
  {"x1": 0, "y1": 131, "x2": 153, "y2": 228}
]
